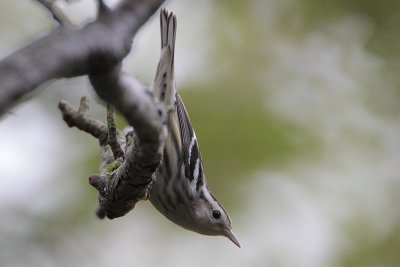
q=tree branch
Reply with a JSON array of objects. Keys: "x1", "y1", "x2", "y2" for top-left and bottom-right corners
[
  {"x1": 58, "y1": 96, "x2": 109, "y2": 145},
  {"x1": 0, "y1": 0, "x2": 165, "y2": 115},
  {"x1": 88, "y1": 70, "x2": 168, "y2": 219},
  {"x1": 59, "y1": 87, "x2": 167, "y2": 219},
  {"x1": 0, "y1": 0, "x2": 168, "y2": 219}
]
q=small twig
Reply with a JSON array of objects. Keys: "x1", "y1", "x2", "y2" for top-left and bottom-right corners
[
  {"x1": 35, "y1": 0, "x2": 72, "y2": 26},
  {"x1": 97, "y1": 0, "x2": 111, "y2": 17},
  {"x1": 106, "y1": 104, "x2": 125, "y2": 159},
  {"x1": 58, "y1": 96, "x2": 108, "y2": 145},
  {"x1": 89, "y1": 174, "x2": 108, "y2": 219},
  {"x1": 58, "y1": 95, "x2": 165, "y2": 220}
]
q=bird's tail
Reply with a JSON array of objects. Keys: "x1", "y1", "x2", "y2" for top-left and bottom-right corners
[{"x1": 152, "y1": 9, "x2": 177, "y2": 107}]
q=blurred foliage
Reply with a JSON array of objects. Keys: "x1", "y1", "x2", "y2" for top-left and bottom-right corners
[
  {"x1": 299, "y1": 0, "x2": 400, "y2": 117},
  {"x1": 342, "y1": 220, "x2": 400, "y2": 267},
  {"x1": 299, "y1": 0, "x2": 400, "y2": 58},
  {"x1": 190, "y1": 0, "x2": 324, "y2": 202},
  {"x1": 180, "y1": 87, "x2": 321, "y2": 202}
]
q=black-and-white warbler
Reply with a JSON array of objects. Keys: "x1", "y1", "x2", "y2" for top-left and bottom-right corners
[{"x1": 148, "y1": 9, "x2": 240, "y2": 248}]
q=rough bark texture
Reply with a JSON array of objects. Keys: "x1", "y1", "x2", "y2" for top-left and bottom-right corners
[{"x1": 0, "y1": 0, "x2": 167, "y2": 219}]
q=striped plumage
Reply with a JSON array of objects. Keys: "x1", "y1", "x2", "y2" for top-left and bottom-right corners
[{"x1": 148, "y1": 9, "x2": 240, "y2": 247}]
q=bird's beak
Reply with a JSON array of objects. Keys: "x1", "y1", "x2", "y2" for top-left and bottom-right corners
[{"x1": 223, "y1": 228, "x2": 241, "y2": 248}]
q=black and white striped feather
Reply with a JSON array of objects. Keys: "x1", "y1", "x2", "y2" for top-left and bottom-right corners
[
  {"x1": 147, "y1": 10, "x2": 238, "y2": 247},
  {"x1": 150, "y1": 9, "x2": 205, "y2": 196},
  {"x1": 176, "y1": 94, "x2": 204, "y2": 190}
]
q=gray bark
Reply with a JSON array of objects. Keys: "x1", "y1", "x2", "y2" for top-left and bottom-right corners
[{"x1": 0, "y1": 0, "x2": 168, "y2": 219}]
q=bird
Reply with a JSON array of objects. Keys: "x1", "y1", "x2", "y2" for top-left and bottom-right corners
[{"x1": 148, "y1": 9, "x2": 240, "y2": 248}]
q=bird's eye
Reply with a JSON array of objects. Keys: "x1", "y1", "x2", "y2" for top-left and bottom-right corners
[{"x1": 212, "y1": 210, "x2": 221, "y2": 219}]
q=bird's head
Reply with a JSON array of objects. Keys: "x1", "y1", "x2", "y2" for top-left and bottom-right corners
[{"x1": 188, "y1": 189, "x2": 241, "y2": 248}]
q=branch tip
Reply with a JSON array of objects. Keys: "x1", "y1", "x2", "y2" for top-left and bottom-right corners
[
  {"x1": 58, "y1": 99, "x2": 70, "y2": 111},
  {"x1": 89, "y1": 175, "x2": 107, "y2": 193},
  {"x1": 78, "y1": 96, "x2": 89, "y2": 113},
  {"x1": 96, "y1": 206, "x2": 106, "y2": 219}
]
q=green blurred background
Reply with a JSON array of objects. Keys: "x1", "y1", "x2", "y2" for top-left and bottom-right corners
[{"x1": 1, "y1": 0, "x2": 399, "y2": 266}]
